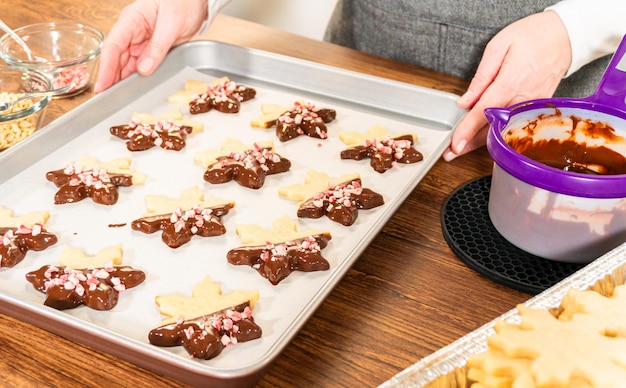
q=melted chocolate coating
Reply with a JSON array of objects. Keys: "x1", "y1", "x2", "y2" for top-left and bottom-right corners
[
  {"x1": 148, "y1": 303, "x2": 262, "y2": 360},
  {"x1": 26, "y1": 265, "x2": 145, "y2": 310},
  {"x1": 148, "y1": 302, "x2": 262, "y2": 360},
  {"x1": 110, "y1": 120, "x2": 191, "y2": 151},
  {"x1": 46, "y1": 166, "x2": 134, "y2": 205},
  {"x1": 270, "y1": 102, "x2": 336, "y2": 142},
  {"x1": 297, "y1": 179, "x2": 384, "y2": 226},
  {"x1": 131, "y1": 203, "x2": 234, "y2": 248},
  {"x1": 204, "y1": 147, "x2": 291, "y2": 189},
  {"x1": 0, "y1": 226, "x2": 57, "y2": 268},
  {"x1": 189, "y1": 81, "x2": 256, "y2": 114},
  {"x1": 340, "y1": 134, "x2": 424, "y2": 173},
  {"x1": 227, "y1": 234, "x2": 332, "y2": 285}
]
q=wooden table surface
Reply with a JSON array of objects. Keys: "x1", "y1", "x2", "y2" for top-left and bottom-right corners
[{"x1": 1, "y1": 1, "x2": 530, "y2": 386}]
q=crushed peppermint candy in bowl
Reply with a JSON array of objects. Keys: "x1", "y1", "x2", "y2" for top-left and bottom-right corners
[{"x1": 0, "y1": 22, "x2": 103, "y2": 97}]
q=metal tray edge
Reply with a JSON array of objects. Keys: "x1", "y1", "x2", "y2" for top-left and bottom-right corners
[{"x1": 0, "y1": 40, "x2": 467, "y2": 386}]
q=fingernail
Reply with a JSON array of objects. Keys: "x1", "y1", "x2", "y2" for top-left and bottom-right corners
[
  {"x1": 138, "y1": 57, "x2": 154, "y2": 74},
  {"x1": 455, "y1": 139, "x2": 467, "y2": 154},
  {"x1": 458, "y1": 89, "x2": 472, "y2": 104},
  {"x1": 443, "y1": 148, "x2": 457, "y2": 162}
]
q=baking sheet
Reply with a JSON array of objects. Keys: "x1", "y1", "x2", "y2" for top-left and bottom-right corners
[
  {"x1": 380, "y1": 242, "x2": 626, "y2": 388},
  {"x1": 0, "y1": 41, "x2": 464, "y2": 386}
]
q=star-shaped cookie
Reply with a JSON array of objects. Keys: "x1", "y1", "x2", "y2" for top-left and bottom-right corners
[
  {"x1": 25, "y1": 244, "x2": 145, "y2": 311},
  {"x1": 149, "y1": 277, "x2": 262, "y2": 360},
  {"x1": 131, "y1": 186, "x2": 235, "y2": 248},
  {"x1": 279, "y1": 170, "x2": 384, "y2": 226},
  {"x1": 194, "y1": 138, "x2": 291, "y2": 189},
  {"x1": 110, "y1": 109, "x2": 203, "y2": 151},
  {"x1": 45, "y1": 156, "x2": 146, "y2": 205},
  {"x1": 227, "y1": 216, "x2": 332, "y2": 285},
  {"x1": 168, "y1": 77, "x2": 256, "y2": 114},
  {"x1": 251, "y1": 101, "x2": 337, "y2": 142},
  {"x1": 0, "y1": 206, "x2": 57, "y2": 268},
  {"x1": 339, "y1": 124, "x2": 423, "y2": 173}
]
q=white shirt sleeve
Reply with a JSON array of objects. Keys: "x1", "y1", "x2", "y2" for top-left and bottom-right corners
[
  {"x1": 546, "y1": 0, "x2": 626, "y2": 76},
  {"x1": 208, "y1": 0, "x2": 233, "y2": 25},
  {"x1": 197, "y1": 0, "x2": 233, "y2": 35}
]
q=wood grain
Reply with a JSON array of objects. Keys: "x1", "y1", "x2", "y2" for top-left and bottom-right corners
[{"x1": 0, "y1": 2, "x2": 530, "y2": 387}]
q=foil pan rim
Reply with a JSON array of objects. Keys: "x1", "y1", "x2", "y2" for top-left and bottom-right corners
[{"x1": 379, "y1": 242, "x2": 626, "y2": 388}]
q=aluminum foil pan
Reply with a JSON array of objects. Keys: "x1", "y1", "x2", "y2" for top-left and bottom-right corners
[{"x1": 379, "y1": 242, "x2": 626, "y2": 387}]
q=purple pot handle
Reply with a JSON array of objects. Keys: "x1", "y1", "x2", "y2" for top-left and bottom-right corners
[{"x1": 583, "y1": 34, "x2": 626, "y2": 108}]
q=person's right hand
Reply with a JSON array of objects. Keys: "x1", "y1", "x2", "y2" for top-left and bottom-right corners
[
  {"x1": 443, "y1": 10, "x2": 572, "y2": 161},
  {"x1": 94, "y1": 0, "x2": 208, "y2": 93}
]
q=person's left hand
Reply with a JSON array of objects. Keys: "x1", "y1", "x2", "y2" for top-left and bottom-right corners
[
  {"x1": 443, "y1": 10, "x2": 572, "y2": 161},
  {"x1": 94, "y1": 0, "x2": 208, "y2": 93}
]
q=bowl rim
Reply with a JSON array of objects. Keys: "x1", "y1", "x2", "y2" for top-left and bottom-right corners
[
  {"x1": 0, "y1": 21, "x2": 104, "y2": 67},
  {"x1": 486, "y1": 98, "x2": 626, "y2": 199},
  {"x1": 0, "y1": 65, "x2": 52, "y2": 122}
]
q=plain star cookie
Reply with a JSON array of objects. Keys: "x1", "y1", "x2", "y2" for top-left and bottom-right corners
[{"x1": 468, "y1": 285, "x2": 626, "y2": 388}]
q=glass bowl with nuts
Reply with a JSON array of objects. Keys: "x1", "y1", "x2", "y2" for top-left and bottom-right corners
[{"x1": 0, "y1": 66, "x2": 52, "y2": 151}]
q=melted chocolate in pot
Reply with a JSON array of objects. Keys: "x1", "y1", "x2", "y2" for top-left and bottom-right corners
[{"x1": 505, "y1": 112, "x2": 626, "y2": 175}]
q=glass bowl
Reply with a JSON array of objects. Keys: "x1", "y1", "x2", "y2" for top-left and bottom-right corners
[
  {"x1": 0, "y1": 21, "x2": 104, "y2": 97},
  {"x1": 0, "y1": 66, "x2": 52, "y2": 150}
]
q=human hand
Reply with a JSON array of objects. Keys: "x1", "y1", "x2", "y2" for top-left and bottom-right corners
[
  {"x1": 443, "y1": 10, "x2": 572, "y2": 161},
  {"x1": 94, "y1": 0, "x2": 208, "y2": 93}
]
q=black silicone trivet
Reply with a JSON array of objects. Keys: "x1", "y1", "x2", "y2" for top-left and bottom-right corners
[{"x1": 441, "y1": 175, "x2": 585, "y2": 295}]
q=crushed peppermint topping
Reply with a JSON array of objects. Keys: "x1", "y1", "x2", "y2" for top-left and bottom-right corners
[
  {"x1": 1, "y1": 230, "x2": 14, "y2": 246},
  {"x1": 63, "y1": 163, "x2": 111, "y2": 188},
  {"x1": 365, "y1": 138, "x2": 413, "y2": 160},
  {"x1": 179, "y1": 306, "x2": 254, "y2": 346},
  {"x1": 42, "y1": 261, "x2": 125, "y2": 293},
  {"x1": 169, "y1": 206, "x2": 213, "y2": 233},
  {"x1": 311, "y1": 181, "x2": 363, "y2": 209},
  {"x1": 1, "y1": 223, "x2": 45, "y2": 246},
  {"x1": 126, "y1": 118, "x2": 185, "y2": 138},
  {"x1": 226, "y1": 146, "x2": 282, "y2": 172},
  {"x1": 193, "y1": 80, "x2": 244, "y2": 103},
  {"x1": 260, "y1": 237, "x2": 321, "y2": 262},
  {"x1": 279, "y1": 101, "x2": 324, "y2": 125},
  {"x1": 183, "y1": 326, "x2": 196, "y2": 340}
]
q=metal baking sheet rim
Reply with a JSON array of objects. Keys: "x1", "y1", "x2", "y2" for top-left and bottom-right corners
[{"x1": 0, "y1": 40, "x2": 466, "y2": 386}]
